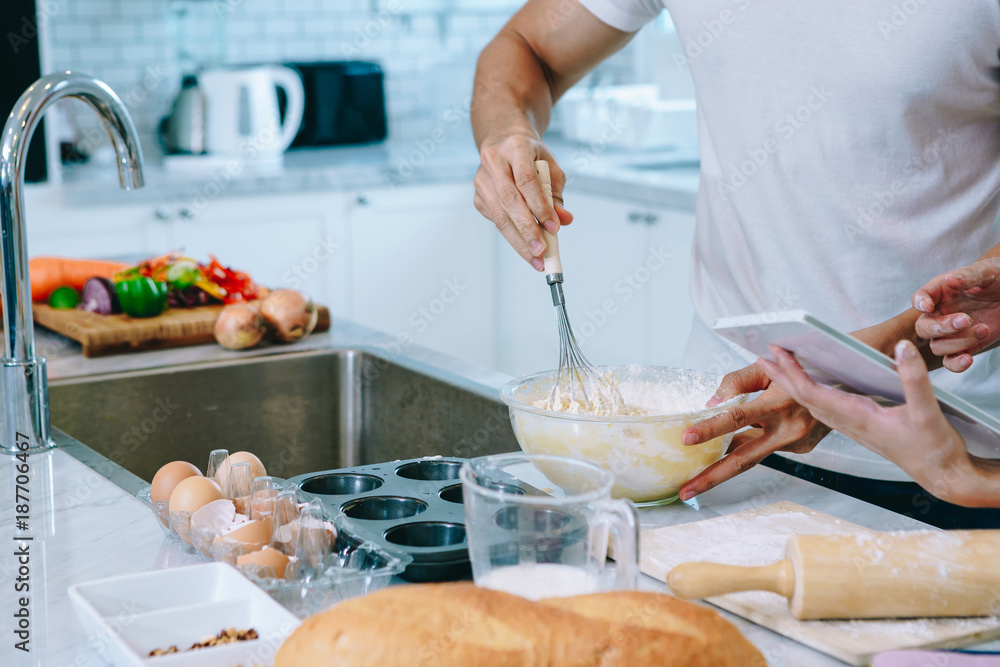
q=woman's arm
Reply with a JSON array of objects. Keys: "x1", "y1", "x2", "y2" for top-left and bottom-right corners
[{"x1": 758, "y1": 341, "x2": 1000, "y2": 508}]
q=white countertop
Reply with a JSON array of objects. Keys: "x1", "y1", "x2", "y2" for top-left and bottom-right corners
[
  {"x1": 6, "y1": 441, "x2": 999, "y2": 667},
  {"x1": 33, "y1": 133, "x2": 700, "y2": 212},
  {"x1": 4, "y1": 324, "x2": 998, "y2": 665}
]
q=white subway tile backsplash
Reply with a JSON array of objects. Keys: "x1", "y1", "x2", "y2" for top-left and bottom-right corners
[
  {"x1": 45, "y1": 0, "x2": 638, "y2": 142},
  {"x1": 96, "y1": 18, "x2": 139, "y2": 42}
]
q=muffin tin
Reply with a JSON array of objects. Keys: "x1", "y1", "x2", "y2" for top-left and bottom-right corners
[{"x1": 287, "y1": 457, "x2": 470, "y2": 582}]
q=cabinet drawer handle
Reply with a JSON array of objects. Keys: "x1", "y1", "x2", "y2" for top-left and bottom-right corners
[
  {"x1": 154, "y1": 206, "x2": 171, "y2": 221},
  {"x1": 178, "y1": 206, "x2": 194, "y2": 219},
  {"x1": 356, "y1": 193, "x2": 371, "y2": 206},
  {"x1": 644, "y1": 213, "x2": 658, "y2": 225},
  {"x1": 628, "y1": 212, "x2": 643, "y2": 223}
]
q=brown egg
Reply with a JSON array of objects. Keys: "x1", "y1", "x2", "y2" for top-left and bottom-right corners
[
  {"x1": 151, "y1": 461, "x2": 203, "y2": 503},
  {"x1": 215, "y1": 451, "x2": 267, "y2": 492},
  {"x1": 237, "y1": 545, "x2": 291, "y2": 579},
  {"x1": 215, "y1": 517, "x2": 273, "y2": 552},
  {"x1": 168, "y1": 476, "x2": 225, "y2": 515}
]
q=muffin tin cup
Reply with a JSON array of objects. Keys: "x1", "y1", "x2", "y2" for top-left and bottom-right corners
[{"x1": 288, "y1": 457, "x2": 471, "y2": 582}]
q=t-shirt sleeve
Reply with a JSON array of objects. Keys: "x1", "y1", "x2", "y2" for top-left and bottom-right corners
[{"x1": 578, "y1": 0, "x2": 664, "y2": 33}]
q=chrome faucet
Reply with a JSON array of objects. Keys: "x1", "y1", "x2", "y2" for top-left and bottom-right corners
[{"x1": 0, "y1": 72, "x2": 145, "y2": 454}]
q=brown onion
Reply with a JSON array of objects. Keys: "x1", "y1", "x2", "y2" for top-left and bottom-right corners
[
  {"x1": 214, "y1": 303, "x2": 266, "y2": 350},
  {"x1": 259, "y1": 289, "x2": 317, "y2": 343}
]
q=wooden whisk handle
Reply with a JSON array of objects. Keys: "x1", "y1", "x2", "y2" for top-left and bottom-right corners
[{"x1": 534, "y1": 160, "x2": 563, "y2": 276}]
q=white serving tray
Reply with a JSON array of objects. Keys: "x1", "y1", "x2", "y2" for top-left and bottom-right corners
[
  {"x1": 68, "y1": 562, "x2": 300, "y2": 667},
  {"x1": 713, "y1": 310, "x2": 1000, "y2": 458}
]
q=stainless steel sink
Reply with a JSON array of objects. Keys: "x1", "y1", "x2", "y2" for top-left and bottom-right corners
[{"x1": 48, "y1": 349, "x2": 518, "y2": 483}]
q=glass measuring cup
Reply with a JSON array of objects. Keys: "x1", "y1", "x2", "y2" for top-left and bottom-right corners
[{"x1": 460, "y1": 453, "x2": 638, "y2": 600}]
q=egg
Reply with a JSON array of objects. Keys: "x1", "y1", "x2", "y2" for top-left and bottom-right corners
[
  {"x1": 215, "y1": 517, "x2": 273, "y2": 552},
  {"x1": 168, "y1": 476, "x2": 225, "y2": 515},
  {"x1": 150, "y1": 461, "x2": 202, "y2": 503},
  {"x1": 237, "y1": 545, "x2": 291, "y2": 579},
  {"x1": 215, "y1": 451, "x2": 267, "y2": 492}
]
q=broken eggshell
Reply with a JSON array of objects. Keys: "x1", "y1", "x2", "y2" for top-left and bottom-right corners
[{"x1": 237, "y1": 545, "x2": 292, "y2": 579}]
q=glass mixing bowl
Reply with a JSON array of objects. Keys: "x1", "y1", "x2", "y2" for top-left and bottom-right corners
[{"x1": 500, "y1": 366, "x2": 750, "y2": 506}]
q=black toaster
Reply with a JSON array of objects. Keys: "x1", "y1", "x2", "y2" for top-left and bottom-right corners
[{"x1": 285, "y1": 61, "x2": 388, "y2": 147}]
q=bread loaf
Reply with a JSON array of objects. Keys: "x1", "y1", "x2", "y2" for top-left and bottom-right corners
[{"x1": 275, "y1": 584, "x2": 765, "y2": 666}]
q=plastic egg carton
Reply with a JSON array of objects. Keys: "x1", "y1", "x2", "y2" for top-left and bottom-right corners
[
  {"x1": 68, "y1": 562, "x2": 298, "y2": 667},
  {"x1": 135, "y1": 486, "x2": 410, "y2": 618}
]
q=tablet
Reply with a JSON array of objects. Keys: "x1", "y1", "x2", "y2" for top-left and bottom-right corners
[{"x1": 712, "y1": 310, "x2": 1000, "y2": 458}]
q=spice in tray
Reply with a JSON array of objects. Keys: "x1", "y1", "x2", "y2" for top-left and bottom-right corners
[{"x1": 148, "y1": 627, "x2": 259, "y2": 657}]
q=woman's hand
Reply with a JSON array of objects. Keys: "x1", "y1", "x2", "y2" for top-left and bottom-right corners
[
  {"x1": 473, "y1": 133, "x2": 574, "y2": 271},
  {"x1": 677, "y1": 363, "x2": 830, "y2": 501},
  {"x1": 912, "y1": 258, "x2": 1000, "y2": 372},
  {"x1": 758, "y1": 341, "x2": 999, "y2": 507}
]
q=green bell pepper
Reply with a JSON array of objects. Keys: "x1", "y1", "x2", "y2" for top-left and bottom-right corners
[{"x1": 115, "y1": 277, "x2": 168, "y2": 318}]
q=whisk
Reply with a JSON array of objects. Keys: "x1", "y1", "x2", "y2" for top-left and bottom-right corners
[{"x1": 534, "y1": 160, "x2": 625, "y2": 414}]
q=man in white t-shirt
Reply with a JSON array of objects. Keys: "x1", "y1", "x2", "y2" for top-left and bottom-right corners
[{"x1": 470, "y1": 0, "x2": 1000, "y2": 527}]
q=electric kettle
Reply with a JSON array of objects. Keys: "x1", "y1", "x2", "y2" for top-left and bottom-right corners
[{"x1": 195, "y1": 65, "x2": 304, "y2": 158}]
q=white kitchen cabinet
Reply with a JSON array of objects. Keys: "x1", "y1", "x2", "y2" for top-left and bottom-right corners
[
  {"x1": 25, "y1": 187, "x2": 170, "y2": 261},
  {"x1": 348, "y1": 183, "x2": 498, "y2": 369},
  {"x1": 166, "y1": 191, "x2": 350, "y2": 314},
  {"x1": 495, "y1": 193, "x2": 697, "y2": 378},
  {"x1": 645, "y1": 207, "x2": 696, "y2": 367}
]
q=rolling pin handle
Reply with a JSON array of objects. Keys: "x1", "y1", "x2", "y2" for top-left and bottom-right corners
[{"x1": 667, "y1": 560, "x2": 795, "y2": 600}]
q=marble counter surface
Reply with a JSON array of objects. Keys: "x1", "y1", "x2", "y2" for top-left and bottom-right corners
[
  {"x1": 5, "y1": 436, "x2": 998, "y2": 667},
  {"x1": 33, "y1": 133, "x2": 700, "y2": 211},
  {"x1": 4, "y1": 324, "x2": 998, "y2": 665}
]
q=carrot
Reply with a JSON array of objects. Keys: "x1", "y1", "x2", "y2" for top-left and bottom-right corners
[{"x1": 30, "y1": 257, "x2": 130, "y2": 302}]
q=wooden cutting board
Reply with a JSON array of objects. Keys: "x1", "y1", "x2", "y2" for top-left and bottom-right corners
[
  {"x1": 33, "y1": 303, "x2": 330, "y2": 357},
  {"x1": 639, "y1": 501, "x2": 1000, "y2": 665}
]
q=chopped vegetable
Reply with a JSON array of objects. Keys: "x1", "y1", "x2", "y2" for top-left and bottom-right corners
[
  {"x1": 79, "y1": 277, "x2": 120, "y2": 314},
  {"x1": 167, "y1": 287, "x2": 211, "y2": 308},
  {"x1": 165, "y1": 259, "x2": 201, "y2": 290},
  {"x1": 115, "y1": 277, "x2": 169, "y2": 318},
  {"x1": 201, "y1": 255, "x2": 262, "y2": 303},
  {"x1": 113, "y1": 252, "x2": 260, "y2": 307},
  {"x1": 30, "y1": 257, "x2": 130, "y2": 301},
  {"x1": 48, "y1": 285, "x2": 80, "y2": 309}
]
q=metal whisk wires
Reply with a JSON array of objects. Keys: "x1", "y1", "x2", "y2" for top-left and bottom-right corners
[
  {"x1": 534, "y1": 159, "x2": 625, "y2": 414},
  {"x1": 546, "y1": 274, "x2": 625, "y2": 413}
]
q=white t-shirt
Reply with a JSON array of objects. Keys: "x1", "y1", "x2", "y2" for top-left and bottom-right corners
[{"x1": 579, "y1": 0, "x2": 1000, "y2": 480}]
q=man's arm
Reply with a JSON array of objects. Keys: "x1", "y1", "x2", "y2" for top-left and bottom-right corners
[{"x1": 471, "y1": 0, "x2": 634, "y2": 269}]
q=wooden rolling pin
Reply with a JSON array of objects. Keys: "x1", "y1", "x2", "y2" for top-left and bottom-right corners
[{"x1": 666, "y1": 530, "x2": 1000, "y2": 620}]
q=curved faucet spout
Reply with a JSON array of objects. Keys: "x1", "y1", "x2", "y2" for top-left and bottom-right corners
[
  {"x1": 0, "y1": 72, "x2": 145, "y2": 454},
  {"x1": 0, "y1": 71, "x2": 145, "y2": 362}
]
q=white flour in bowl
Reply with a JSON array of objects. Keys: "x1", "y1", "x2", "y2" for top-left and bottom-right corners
[{"x1": 532, "y1": 366, "x2": 714, "y2": 417}]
